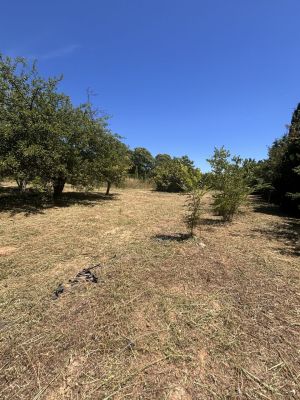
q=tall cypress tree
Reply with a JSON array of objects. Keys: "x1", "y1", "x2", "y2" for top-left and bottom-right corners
[{"x1": 275, "y1": 103, "x2": 300, "y2": 214}]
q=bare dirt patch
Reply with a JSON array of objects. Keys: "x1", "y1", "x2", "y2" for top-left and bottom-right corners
[
  {"x1": 167, "y1": 386, "x2": 191, "y2": 400},
  {"x1": 0, "y1": 246, "x2": 16, "y2": 256}
]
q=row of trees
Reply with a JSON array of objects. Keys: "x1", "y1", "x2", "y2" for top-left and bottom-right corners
[
  {"x1": 0, "y1": 54, "x2": 201, "y2": 197},
  {"x1": 128, "y1": 148, "x2": 201, "y2": 192},
  {"x1": 130, "y1": 102, "x2": 300, "y2": 219},
  {"x1": 0, "y1": 54, "x2": 299, "y2": 216}
]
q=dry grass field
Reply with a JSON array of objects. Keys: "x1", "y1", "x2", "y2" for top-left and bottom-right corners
[{"x1": 0, "y1": 186, "x2": 299, "y2": 399}]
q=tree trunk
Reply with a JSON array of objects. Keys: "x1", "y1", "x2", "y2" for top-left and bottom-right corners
[
  {"x1": 105, "y1": 181, "x2": 111, "y2": 196},
  {"x1": 53, "y1": 177, "x2": 66, "y2": 197},
  {"x1": 16, "y1": 179, "x2": 27, "y2": 193}
]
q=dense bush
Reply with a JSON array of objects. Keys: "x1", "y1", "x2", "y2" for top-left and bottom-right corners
[
  {"x1": 153, "y1": 156, "x2": 201, "y2": 192},
  {"x1": 207, "y1": 147, "x2": 250, "y2": 221},
  {"x1": 212, "y1": 182, "x2": 249, "y2": 222}
]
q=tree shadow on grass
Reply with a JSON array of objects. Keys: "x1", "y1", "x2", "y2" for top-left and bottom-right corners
[
  {"x1": 0, "y1": 187, "x2": 118, "y2": 216},
  {"x1": 252, "y1": 220, "x2": 300, "y2": 257},
  {"x1": 252, "y1": 197, "x2": 300, "y2": 257},
  {"x1": 252, "y1": 198, "x2": 287, "y2": 217},
  {"x1": 200, "y1": 217, "x2": 224, "y2": 226},
  {"x1": 154, "y1": 233, "x2": 191, "y2": 242},
  {"x1": 198, "y1": 217, "x2": 225, "y2": 232}
]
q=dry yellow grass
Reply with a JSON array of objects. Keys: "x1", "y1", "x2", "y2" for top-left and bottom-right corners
[{"x1": 0, "y1": 186, "x2": 299, "y2": 399}]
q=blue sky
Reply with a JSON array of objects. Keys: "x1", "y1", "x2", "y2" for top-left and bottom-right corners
[{"x1": 2, "y1": 0, "x2": 300, "y2": 170}]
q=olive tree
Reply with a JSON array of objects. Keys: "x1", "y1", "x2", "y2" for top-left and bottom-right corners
[
  {"x1": 207, "y1": 147, "x2": 250, "y2": 221},
  {"x1": 0, "y1": 54, "x2": 65, "y2": 192},
  {"x1": 184, "y1": 187, "x2": 207, "y2": 237},
  {"x1": 0, "y1": 54, "x2": 129, "y2": 197},
  {"x1": 79, "y1": 130, "x2": 131, "y2": 195}
]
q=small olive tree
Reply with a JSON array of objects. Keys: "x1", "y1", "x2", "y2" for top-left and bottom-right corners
[
  {"x1": 184, "y1": 187, "x2": 207, "y2": 237},
  {"x1": 207, "y1": 147, "x2": 250, "y2": 222}
]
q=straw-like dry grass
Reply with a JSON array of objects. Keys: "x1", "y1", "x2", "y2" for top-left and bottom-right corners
[{"x1": 0, "y1": 185, "x2": 299, "y2": 399}]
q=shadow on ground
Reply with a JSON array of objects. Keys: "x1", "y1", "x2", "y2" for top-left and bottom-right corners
[
  {"x1": 253, "y1": 198, "x2": 300, "y2": 256},
  {"x1": 154, "y1": 233, "x2": 191, "y2": 242},
  {"x1": 253, "y1": 199, "x2": 286, "y2": 217},
  {"x1": 0, "y1": 187, "x2": 117, "y2": 216},
  {"x1": 200, "y1": 217, "x2": 224, "y2": 226}
]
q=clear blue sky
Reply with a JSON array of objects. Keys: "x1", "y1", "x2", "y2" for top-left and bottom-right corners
[{"x1": 2, "y1": 0, "x2": 300, "y2": 170}]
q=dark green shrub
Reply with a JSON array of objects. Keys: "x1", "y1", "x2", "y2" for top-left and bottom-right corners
[
  {"x1": 153, "y1": 157, "x2": 201, "y2": 192},
  {"x1": 207, "y1": 147, "x2": 250, "y2": 222}
]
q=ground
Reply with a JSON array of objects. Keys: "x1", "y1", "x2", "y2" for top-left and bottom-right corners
[{"x1": 0, "y1": 186, "x2": 299, "y2": 399}]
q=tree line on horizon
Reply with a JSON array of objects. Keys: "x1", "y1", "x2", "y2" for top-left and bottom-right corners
[
  {"x1": 0, "y1": 54, "x2": 299, "y2": 216},
  {"x1": 0, "y1": 54, "x2": 200, "y2": 196},
  {"x1": 112, "y1": 109, "x2": 300, "y2": 217}
]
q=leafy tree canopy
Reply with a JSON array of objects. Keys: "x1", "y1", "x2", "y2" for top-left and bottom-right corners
[
  {"x1": 153, "y1": 157, "x2": 201, "y2": 192},
  {"x1": 129, "y1": 147, "x2": 155, "y2": 179},
  {"x1": 0, "y1": 54, "x2": 130, "y2": 196},
  {"x1": 254, "y1": 103, "x2": 300, "y2": 214}
]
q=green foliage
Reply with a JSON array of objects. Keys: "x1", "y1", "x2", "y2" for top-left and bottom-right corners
[
  {"x1": 274, "y1": 104, "x2": 300, "y2": 213},
  {"x1": 129, "y1": 147, "x2": 154, "y2": 179},
  {"x1": 0, "y1": 54, "x2": 64, "y2": 191},
  {"x1": 0, "y1": 54, "x2": 130, "y2": 196},
  {"x1": 155, "y1": 153, "x2": 172, "y2": 166},
  {"x1": 207, "y1": 147, "x2": 250, "y2": 221},
  {"x1": 184, "y1": 188, "x2": 206, "y2": 237},
  {"x1": 255, "y1": 103, "x2": 300, "y2": 214},
  {"x1": 153, "y1": 156, "x2": 201, "y2": 192},
  {"x1": 212, "y1": 185, "x2": 248, "y2": 222},
  {"x1": 82, "y1": 132, "x2": 131, "y2": 195}
]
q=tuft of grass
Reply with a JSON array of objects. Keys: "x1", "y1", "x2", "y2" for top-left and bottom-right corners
[{"x1": 120, "y1": 177, "x2": 155, "y2": 190}]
